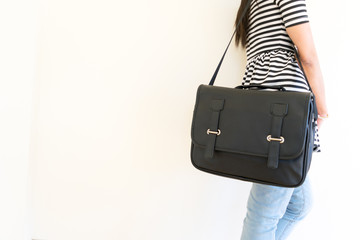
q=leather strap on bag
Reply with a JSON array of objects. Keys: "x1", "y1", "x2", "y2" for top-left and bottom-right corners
[
  {"x1": 267, "y1": 103, "x2": 288, "y2": 169},
  {"x1": 205, "y1": 99, "x2": 225, "y2": 159}
]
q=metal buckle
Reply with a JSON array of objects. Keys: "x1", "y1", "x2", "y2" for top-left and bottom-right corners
[
  {"x1": 207, "y1": 129, "x2": 221, "y2": 136},
  {"x1": 267, "y1": 135, "x2": 285, "y2": 143}
]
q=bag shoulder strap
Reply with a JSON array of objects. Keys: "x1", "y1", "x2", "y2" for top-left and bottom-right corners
[{"x1": 208, "y1": 0, "x2": 313, "y2": 93}]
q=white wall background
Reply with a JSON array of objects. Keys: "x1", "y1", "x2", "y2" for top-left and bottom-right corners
[
  {"x1": 1, "y1": 0, "x2": 359, "y2": 240},
  {"x1": 0, "y1": 1, "x2": 36, "y2": 239}
]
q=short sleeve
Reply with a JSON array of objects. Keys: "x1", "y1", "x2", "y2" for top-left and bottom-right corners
[{"x1": 274, "y1": 0, "x2": 309, "y2": 28}]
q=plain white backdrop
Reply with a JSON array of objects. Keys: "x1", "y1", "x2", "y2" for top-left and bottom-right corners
[{"x1": 1, "y1": 0, "x2": 359, "y2": 239}]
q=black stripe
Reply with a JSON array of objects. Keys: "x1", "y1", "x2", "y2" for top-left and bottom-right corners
[
  {"x1": 246, "y1": 47, "x2": 296, "y2": 60},
  {"x1": 284, "y1": 15, "x2": 308, "y2": 25},
  {"x1": 248, "y1": 11, "x2": 280, "y2": 29},
  {"x1": 249, "y1": 5, "x2": 278, "y2": 20},
  {"x1": 250, "y1": 6, "x2": 278, "y2": 20},
  {"x1": 247, "y1": 43, "x2": 294, "y2": 58},
  {"x1": 283, "y1": 9, "x2": 307, "y2": 19},
  {"x1": 247, "y1": 78, "x2": 308, "y2": 87},
  {"x1": 247, "y1": 22, "x2": 284, "y2": 38},
  {"x1": 248, "y1": 62, "x2": 299, "y2": 71},
  {"x1": 246, "y1": 24, "x2": 286, "y2": 38},
  {"x1": 247, "y1": 29, "x2": 287, "y2": 43},
  {"x1": 286, "y1": 20, "x2": 309, "y2": 28},
  {"x1": 248, "y1": 40, "x2": 294, "y2": 56},
  {"x1": 247, "y1": 33, "x2": 291, "y2": 47},
  {"x1": 279, "y1": 1, "x2": 305, "y2": 9},
  {"x1": 247, "y1": 70, "x2": 305, "y2": 78},
  {"x1": 281, "y1": 4, "x2": 306, "y2": 15},
  {"x1": 249, "y1": 2, "x2": 274, "y2": 19},
  {"x1": 249, "y1": 16, "x2": 283, "y2": 30},
  {"x1": 247, "y1": 46, "x2": 295, "y2": 60},
  {"x1": 246, "y1": 61, "x2": 302, "y2": 70}
]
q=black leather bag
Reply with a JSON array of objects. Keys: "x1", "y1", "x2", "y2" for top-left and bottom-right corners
[{"x1": 190, "y1": 0, "x2": 318, "y2": 187}]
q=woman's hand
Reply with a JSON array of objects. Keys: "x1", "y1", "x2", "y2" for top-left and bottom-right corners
[
  {"x1": 317, "y1": 113, "x2": 329, "y2": 129},
  {"x1": 317, "y1": 118, "x2": 324, "y2": 129}
]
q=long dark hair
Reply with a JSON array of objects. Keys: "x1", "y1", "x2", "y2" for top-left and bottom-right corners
[{"x1": 234, "y1": 0, "x2": 251, "y2": 48}]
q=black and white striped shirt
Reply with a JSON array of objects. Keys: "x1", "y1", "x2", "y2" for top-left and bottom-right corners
[{"x1": 246, "y1": 0, "x2": 309, "y2": 61}]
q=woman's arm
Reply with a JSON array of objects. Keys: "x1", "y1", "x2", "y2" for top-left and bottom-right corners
[{"x1": 286, "y1": 23, "x2": 328, "y2": 128}]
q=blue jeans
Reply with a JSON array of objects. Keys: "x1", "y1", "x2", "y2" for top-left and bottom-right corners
[{"x1": 240, "y1": 177, "x2": 313, "y2": 240}]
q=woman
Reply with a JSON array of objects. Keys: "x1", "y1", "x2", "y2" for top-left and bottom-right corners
[{"x1": 234, "y1": 0, "x2": 328, "y2": 239}]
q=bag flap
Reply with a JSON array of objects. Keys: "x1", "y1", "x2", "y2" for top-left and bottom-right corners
[{"x1": 191, "y1": 84, "x2": 314, "y2": 160}]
